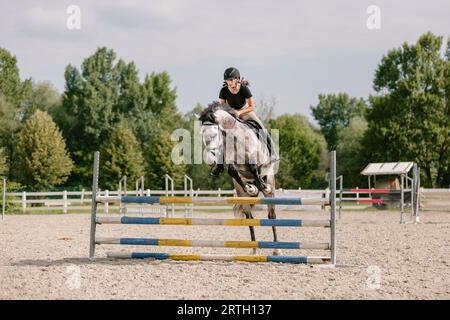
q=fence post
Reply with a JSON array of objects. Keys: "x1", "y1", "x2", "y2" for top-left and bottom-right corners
[
  {"x1": 105, "y1": 190, "x2": 109, "y2": 214},
  {"x1": 413, "y1": 163, "x2": 421, "y2": 223},
  {"x1": 2, "y1": 177, "x2": 5, "y2": 220},
  {"x1": 325, "y1": 188, "x2": 330, "y2": 206},
  {"x1": 165, "y1": 175, "x2": 175, "y2": 217},
  {"x1": 338, "y1": 175, "x2": 343, "y2": 220},
  {"x1": 136, "y1": 176, "x2": 144, "y2": 196},
  {"x1": 184, "y1": 175, "x2": 193, "y2": 218},
  {"x1": 400, "y1": 174, "x2": 404, "y2": 224},
  {"x1": 419, "y1": 187, "x2": 424, "y2": 211},
  {"x1": 356, "y1": 186, "x2": 359, "y2": 205},
  {"x1": 190, "y1": 186, "x2": 194, "y2": 217},
  {"x1": 81, "y1": 188, "x2": 85, "y2": 203},
  {"x1": 22, "y1": 191, "x2": 26, "y2": 213},
  {"x1": 63, "y1": 190, "x2": 68, "y2": 214}
]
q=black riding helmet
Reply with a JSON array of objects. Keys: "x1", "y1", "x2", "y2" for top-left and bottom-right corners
[{"x1": 224, "y1": 67, "x2": 240, "y2": 80}]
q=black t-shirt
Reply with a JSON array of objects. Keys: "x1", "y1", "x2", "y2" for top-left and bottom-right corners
[{"x1": 219, "y1": 85, "x2": 252, "y2": 109}]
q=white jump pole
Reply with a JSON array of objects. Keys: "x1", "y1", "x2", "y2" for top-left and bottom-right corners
[
  {"x1": 330, "y1": 150, "x2": 337, "y2": 265},
  {"x1": 89, "y1": 151, "x2": 100, "y2": 259}
]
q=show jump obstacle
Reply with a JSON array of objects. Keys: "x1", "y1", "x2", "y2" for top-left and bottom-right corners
[
  {"x1": 336, "y1": 161, "x2": 421, "y2": 224},
  {"x1": 89, "y1": 151, "x2": 337, "y2": 265}
]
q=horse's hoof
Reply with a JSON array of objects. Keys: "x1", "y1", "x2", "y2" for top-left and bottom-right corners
[
  {"x1": 245, "y1": 184, "x2": 258, "y2": 196},
  {"x1": 262, "y1": 184, "x2": 272, "y2": 194}
]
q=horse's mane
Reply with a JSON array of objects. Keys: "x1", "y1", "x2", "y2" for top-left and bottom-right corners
[{"x1": 199, "y1": 101, "x2": 237, "y2": 123}]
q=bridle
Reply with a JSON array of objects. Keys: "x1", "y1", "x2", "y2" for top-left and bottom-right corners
[{"x1": 201, "y1": 121, "x2": 223, "y2": 157}]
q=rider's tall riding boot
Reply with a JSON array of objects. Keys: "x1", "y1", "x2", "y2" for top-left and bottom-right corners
[
  {"x1": 261, "y1": 130, "x2": 279, "y2": 162},
  {"x1": 210, "y1": 163, "x2": 224, "y2": 177}
]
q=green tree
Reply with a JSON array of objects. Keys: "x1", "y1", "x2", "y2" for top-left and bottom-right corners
[
  {"x1": 60, "y1": 48, "x2": 126, "y2": 185},
  {"x1": 145, "y1": 132, "x2": 186, "y2": 190},
  {"x1": 0, "y1": 47, "x2": 28, "y2": 106},
  {"x1": 100, "y1": 123, "x2": 145, "y2": 190},
  {"x1": 13, "y1": 110, "x2": 73, "y2": 190},
  {"x1": 185, "y1": 161, "x2": 233, "y2": 190},
  {"x1": 311, "y1": 93, "x2": 367, "y2": 150},
  {"x1": 269, "y1": 114, "x2": 328, "y2": 188},
  {"x1": 0, "y1": 48, "x2": 32, "y2": 177},
  {"x1": 115, "y1": 60, "x2": 146, "y2": 117},
  {"x1": 62, "y1": 47, "x2": 121, "y2": 151},
  {"x1": 0, "y1": 95, "x2": 19, "y2": 145},
  {"x1": 142, "y1": 71, "x2": 178, "y2": 116},
  {"x1": 134, "y1": 71, "x2": 182, "y2": 143},
  {"x1": 183, "y1": 103, "x2": 204, "y2": 126},
  {"x1": 0, "y1": 147, "x2": 7, "y2": 175},
  {"x1": 61, "y1": 47, "x2": 183, "y2": 187},
  {"x1": 336, "y1": 117, "x2": 368, "y2": 187},
  {"x1": 22, "y1": 81, "x2": 62, "y2": 121},
  {"x1": 363, "y1": 32, "x2": 450, "y2": 187}
]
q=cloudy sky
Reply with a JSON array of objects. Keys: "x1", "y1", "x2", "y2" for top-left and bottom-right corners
[{"x1": 1, "y1": 0, "x2": 449, "y2": 119}]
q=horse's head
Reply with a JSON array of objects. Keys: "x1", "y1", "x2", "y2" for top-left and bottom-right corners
[
  {"x1": 199, "y1": 101, "x2": 237, "y2": 166},
  {"x1": 199, "y1": 101, "x2": 237, "y2": 127},
  {"x1": 200, "y1": 102, "x2": 223, "y2": 166}
]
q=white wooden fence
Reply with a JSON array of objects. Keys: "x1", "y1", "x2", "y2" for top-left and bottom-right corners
[
  {"x1": 1, "y1": 187, "x2": 448, "y2": 215},
  {"x1": 419, "y1": 188, "x2": 450, "y2": 212}
]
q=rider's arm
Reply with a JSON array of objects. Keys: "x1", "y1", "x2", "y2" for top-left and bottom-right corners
[
  {"x1": 219, "y1": 99, "x2": 226, "y2": 105},
  {"x1": 236, "y1": 97, "x2": 255, "y2": 116}
]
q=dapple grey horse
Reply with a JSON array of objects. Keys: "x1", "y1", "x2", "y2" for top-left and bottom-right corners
[{"x1": 199, "y1": 102, "x2": 280, "y2": 255}]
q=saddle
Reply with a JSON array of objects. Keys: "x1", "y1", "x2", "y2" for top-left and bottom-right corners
[
  {"x1": 236, "y1": 117, "x2": 262, "y2": 134},
  {"x1": 236, "y1": 117, "x2": 276, "y2": 158}
]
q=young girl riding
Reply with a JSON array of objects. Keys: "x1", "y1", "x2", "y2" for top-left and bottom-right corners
[{"x1": 210, "y1": 67, "x2": 278, "y2": 176}]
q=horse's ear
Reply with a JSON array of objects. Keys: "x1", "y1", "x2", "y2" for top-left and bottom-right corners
[{"x1": 193, "y1": 113, "x2": 200, "y2": 119}]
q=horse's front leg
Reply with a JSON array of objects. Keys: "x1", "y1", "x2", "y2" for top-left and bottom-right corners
[
  {"x1": 227, "y1": 164, "x2": 258, "y2": 196},
  {"x1": 248, "y1": 164, "x2": 272, "y2": 194}
]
